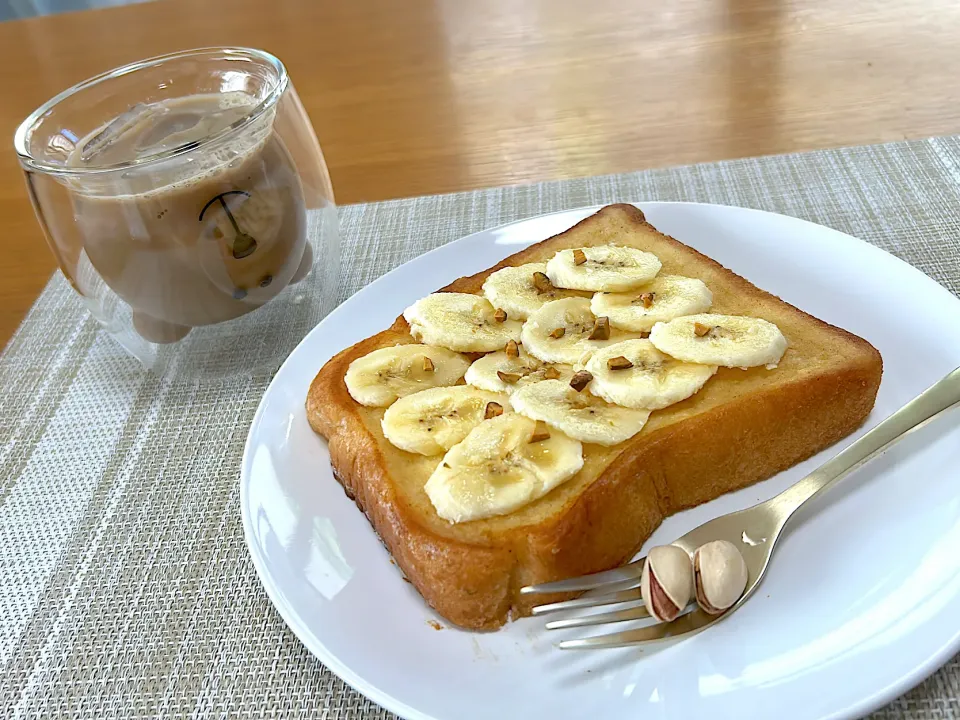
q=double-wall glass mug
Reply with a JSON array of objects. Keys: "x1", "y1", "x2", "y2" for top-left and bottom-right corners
[{"x1": 14, "y1": 47, "x2": 340, "y2": 377}]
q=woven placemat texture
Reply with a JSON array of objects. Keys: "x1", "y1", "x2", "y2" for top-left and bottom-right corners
[{"x1": 3, "y1": 136, "x2": 960, "y2": 719}]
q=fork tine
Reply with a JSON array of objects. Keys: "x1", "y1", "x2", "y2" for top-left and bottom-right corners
[
  {"x1": 558, "y1": 608, "x2": 717, "y2": 649},
  {"x1": 531, "y1": 587, "x2": 642, "y2": 616},
  {"x1": 520, "y1": 558, "x2": 644, "y2": 595},
  {"x1": 545, "y1": 603, "x2": 650, "y2": 630}
]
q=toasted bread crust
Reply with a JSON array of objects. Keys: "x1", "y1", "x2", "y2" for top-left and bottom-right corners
[{"x1": 307, "y1": 204, "x2": 882, "y2": 629}]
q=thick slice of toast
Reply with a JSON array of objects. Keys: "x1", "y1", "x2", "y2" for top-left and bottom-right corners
[{"x1": 307, "y1": 204, "x2": 882, "y2": 629}]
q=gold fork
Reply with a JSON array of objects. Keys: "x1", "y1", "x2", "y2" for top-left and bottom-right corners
[{"x1": 520, "y1": 366, "x2": 960, "y2": 649}]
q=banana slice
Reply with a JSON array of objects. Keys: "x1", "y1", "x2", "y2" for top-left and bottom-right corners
[
  {"x1": 344, "y1": 344, "x2": 472, "y2": 407},
  {"x1": 464, "y1": 347, "x2": 575, "y2": 394},
  {"x1": 591, "y1": 275, "x2": 713, "y2": 332},
  {"x1": 482, "y1": 263, "x2": 583, "y2": 320},
  {"x1": 510, "y1": 379, "x2": 650, "y2": 446},
  {"x1": 381, "y1": 385, "x2": 510, "y2": 455},
  {"x1": 425, "y1": 413, "x2": 583, "y2": 523},
  {"x1": 521, "y1": 297, "x2": 643, "y2": 365},
  {"x1": 403, "y1": 293, "x2": 523, "y2": 352},
  {"x1": 649, "y1": 313, "x2": 788, "y2": 368},
  {"x1": 546, "y1": 246, "x2": 662, "y2": 292},
  {"x1": 584, "y1": 339, "x2": 717, "y2": 409}
]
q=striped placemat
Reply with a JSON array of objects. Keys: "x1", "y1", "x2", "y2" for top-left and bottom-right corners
[{"x1": 2, "y1": 136, "x2": 960, "y2": 718}]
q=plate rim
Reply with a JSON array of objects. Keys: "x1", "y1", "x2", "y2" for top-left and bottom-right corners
[{"x1": 240, "y1": 200, "x2": 960, "y2": 720}]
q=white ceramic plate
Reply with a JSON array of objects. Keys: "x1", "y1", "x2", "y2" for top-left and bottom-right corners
[{"x1": 241, "y1": 203, "x2": 960, "y2": 720}]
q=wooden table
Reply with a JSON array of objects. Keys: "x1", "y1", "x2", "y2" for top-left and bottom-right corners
[{"x1": 3, "y1": 0, "x2": 960, "y2": 350}]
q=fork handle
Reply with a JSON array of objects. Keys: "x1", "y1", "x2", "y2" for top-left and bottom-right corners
[{"x1": 768, "y1": 366, "x2": 960, "y2": 522}]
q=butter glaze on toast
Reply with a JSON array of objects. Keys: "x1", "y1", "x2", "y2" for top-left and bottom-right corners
[{"x1": 307, "y1": 204, "x2": 882, "y2": 629}]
